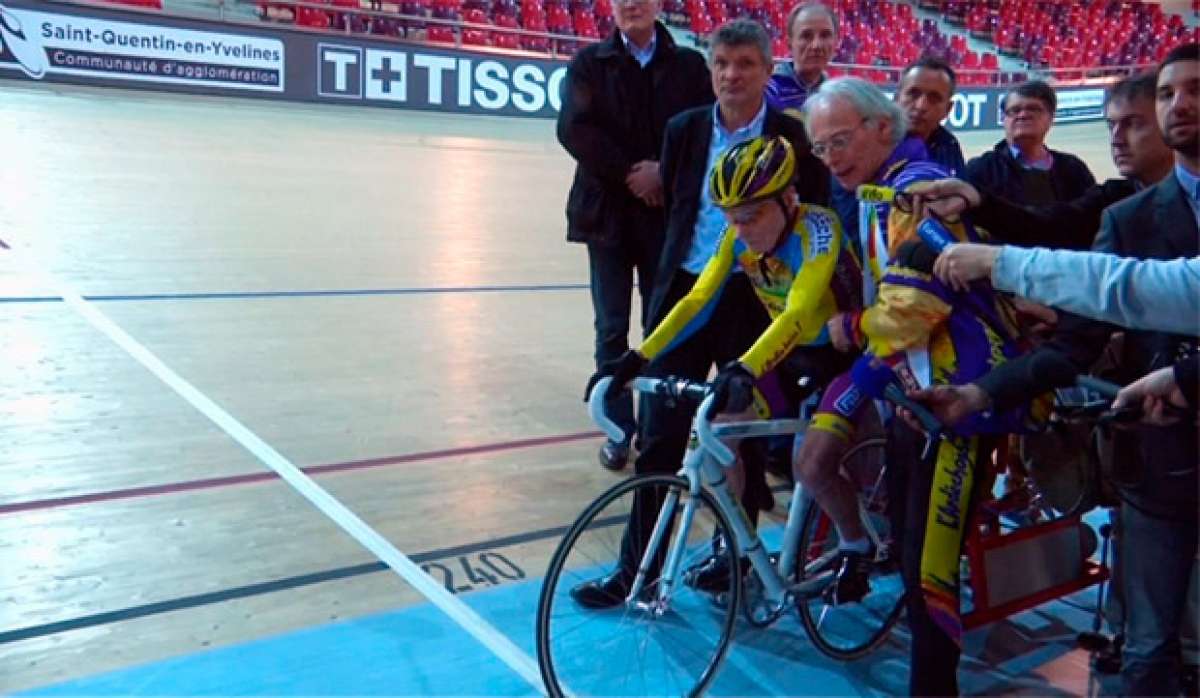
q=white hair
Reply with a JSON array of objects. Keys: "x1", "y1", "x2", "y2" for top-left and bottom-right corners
[{"x1": 802, "y1": 77, "x2": 908, "y2": 147}]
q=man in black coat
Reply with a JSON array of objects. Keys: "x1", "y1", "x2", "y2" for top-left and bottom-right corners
[
  {"x1": 963, "y1": 79, "x2": 1096, "y2": 207},
  {"x1": 913, "y1": 44, "x2": 1200, "y2": 697},
  {"x1": 557, "y1": 1, "x2": 713, "y2": 471},
  {"x1": 910, "y1": 71, "x2": 1174, "y2": 250},
  {"x1": 571, "y1": 18, "x2": 830, "y2": 608}
]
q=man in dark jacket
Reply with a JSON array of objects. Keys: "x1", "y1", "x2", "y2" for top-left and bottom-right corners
[
  {"x1": 558, "y1": 0, "x2": 713, "y2": 471},
  {"x1": 911, "y1": 45, "x2": 1200, "y2": 697},
  {"x1": 910, "y1": 72, "x2": 1174, "y2": 250},
  {"x1": 571, "y1": 18, "x2": 830, "y2": 608},
  {"x1": 895, "y1": 57, "x2": 967, "y2": 176},
  {"x1": 963, "y1": 79, "x2": 1096, "y2": 207}
]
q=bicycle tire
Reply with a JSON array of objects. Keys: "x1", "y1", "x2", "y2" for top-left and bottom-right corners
[
  {"x1": 1019, "y1": 423, "x2": 1098, "y2": 520},
  {"x1": 536, "y1": 474, "x2": 741, "y2": 697},
  {"x1": 795, "y1": 437, "x2": 906, "y2": 661}
]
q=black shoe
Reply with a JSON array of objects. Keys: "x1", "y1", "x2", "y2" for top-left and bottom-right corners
[
  {"x1": 823, "y1": 546, "x2": 874, "y2": 605},
  {"x1": 756, "y1": 486, "x2": 776, "y2": 514},
  {"x1": 1092, "y1": 633, "x2": 1123, "y2": 675},
  {"x1": 685, "y1": 553, "x2": 752, "y2": 593},
  {"x1": 569, "y1": 571, "x2": 632, "y2": 609},
  {"x1": 598, "y1": 440, "x2": 629, "y2": 471}
]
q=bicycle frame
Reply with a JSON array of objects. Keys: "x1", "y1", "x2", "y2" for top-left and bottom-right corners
[{"x1": 587, "y1": 376, "x2": 877, "y2": 617}]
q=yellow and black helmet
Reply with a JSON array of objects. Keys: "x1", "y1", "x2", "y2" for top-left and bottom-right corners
[{"x1": 709, "y1": 136, "x2": 796, "y2": 209}]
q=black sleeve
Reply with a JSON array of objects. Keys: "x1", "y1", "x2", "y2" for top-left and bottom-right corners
[
  {"x1": 975, "y1": 313, "x2": 1118, "y2": 410},
  {"x1": 659, "y1": 112, "x2": 687, "y2": 223},
  {"x1": 1175, "y1": 353, "x2": 1199, "y2": 410},
  {"x1": 1071, "y1": 153, "x2": 1098, "y2": 190},
  {"x1": 961, "y1": 155, "x2": 989, "y2": 190},
  {"x1": 555, "y1": 53, "x2": 633, "y2": 187},
  {"x1": 686, "y1": 53, "x2": 715, "y2": 110},
  {"x1": 973, "y1": 206, "x2": 1126, "y2": 408},
  {"x1": 970, "y1": 179, "x2": 1133, "y2": 250}
]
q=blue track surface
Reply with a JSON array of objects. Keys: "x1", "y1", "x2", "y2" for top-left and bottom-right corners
[{"x1": 22, "y1": 514, "x2": 1117, "y2": 696}]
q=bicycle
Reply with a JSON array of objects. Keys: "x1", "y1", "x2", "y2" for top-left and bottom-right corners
[{"x1": 534, "y1": 376, "x2": 905, "y2": 697}]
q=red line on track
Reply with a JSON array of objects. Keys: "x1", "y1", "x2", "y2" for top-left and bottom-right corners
[{"x1": 0, "y1": 430, "x2": 603, "y2": 515}]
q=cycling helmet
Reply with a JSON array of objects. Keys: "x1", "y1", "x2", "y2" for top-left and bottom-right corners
[{"x1": 708, "y1": 135, "x2": 796, "y2": 209}]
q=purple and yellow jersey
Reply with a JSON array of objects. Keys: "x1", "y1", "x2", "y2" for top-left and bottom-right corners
[
  {"x1": 860, "y1": 265, "x2": 1049, "y2": 433},
  {"x1": 858, "y1": 137, "x2": 958, "y2": 302},
  {"x1": 639, "y1": 204, "x2": 861, "y2": 378},
  {"x1": 764, "y1": 68, "x2": 823, "y2": 124}
]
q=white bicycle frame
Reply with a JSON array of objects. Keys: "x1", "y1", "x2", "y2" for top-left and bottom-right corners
[{"x1": 588, "y1": 376, "x2": 884, "y2": 617}]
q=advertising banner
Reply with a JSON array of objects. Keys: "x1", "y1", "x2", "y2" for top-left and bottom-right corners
[
  {"x1": 306, "y1": 39, "x2": 567, "y2": 117},
  {"x1": 0, "y1": 0, "x2": 284, "y2": 91}
]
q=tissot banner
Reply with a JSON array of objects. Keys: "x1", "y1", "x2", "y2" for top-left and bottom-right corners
[{"x1": 0, "y1": 1, "x2": 1107, "y2": 127}]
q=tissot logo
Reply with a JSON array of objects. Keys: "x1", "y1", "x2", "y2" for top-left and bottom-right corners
[
  {"x1": 315, "y1": 41, "x2": 566, "y2": 115},
  {"x1": 0, "y1": 3, "x2": 48, "y2": 79}
]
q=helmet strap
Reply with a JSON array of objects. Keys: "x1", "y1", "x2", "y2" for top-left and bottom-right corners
[{"x1": 765, "y1": 195, "x2": 798, "y2": 257}]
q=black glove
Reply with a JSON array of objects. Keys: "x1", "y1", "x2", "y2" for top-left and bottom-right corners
[
  {"x1": 707, "y1": 362, "x2": 756, "y2": 419},
  {"x1": 583, "y1": 350, "x2": 647, "y2": 403}
]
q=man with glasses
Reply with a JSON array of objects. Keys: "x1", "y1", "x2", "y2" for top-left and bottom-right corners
[
  {"x1": 558, "y1": 0, "x2": 713, "y2": 471},
  {"x1": 963, "y1": 79, "x2": 1096, "y2": 206},
  {"x1": 804, "y1": 77, "x2": 1039, "y2": 696},
  {"x1": 831, "y1": 56, "x2": 968, "y2": 259}
]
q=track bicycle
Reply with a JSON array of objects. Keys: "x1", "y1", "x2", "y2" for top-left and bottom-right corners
[{"x1": 534, "y1": 375, "x2": 905, "y2": 697}]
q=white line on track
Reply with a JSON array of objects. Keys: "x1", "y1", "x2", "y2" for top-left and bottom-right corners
[{"x1": 2, "y1": 241, "x2": 546, "y2": 693}]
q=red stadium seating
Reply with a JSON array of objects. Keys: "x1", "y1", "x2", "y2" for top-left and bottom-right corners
[{"x1": 251, "y1": 0, "x2": 1186, "y2": 83}]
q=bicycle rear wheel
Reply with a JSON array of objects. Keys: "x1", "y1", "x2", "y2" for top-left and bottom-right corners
[
  {"x1": 1018, "y1": 424, "x2": 1097, "y2": 520},
  {"x1": 794, "y1": 438, "x2": 906, "y2": 661},
  {"x1": 535, "y1": 474, "x2": 741, "y2": 697}
]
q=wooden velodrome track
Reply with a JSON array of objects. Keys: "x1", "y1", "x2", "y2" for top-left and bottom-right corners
[{"x1": 0, "y1": 78, "x2": 1118, "y2": 695}]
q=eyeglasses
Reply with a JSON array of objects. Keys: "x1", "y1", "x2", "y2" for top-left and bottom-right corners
[
  {"x1": 1004, "y1": 104, "x2": 1048, "y2": 117},
  {"x1": 811, "y1": 118, "x2": 868, "y2": 159}
]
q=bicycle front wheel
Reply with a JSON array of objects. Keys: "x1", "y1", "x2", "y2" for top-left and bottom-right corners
[
  {"x1": 795, "y1": 437, "x2": 906, "y2": 661},
  {"x1": 536, "y1": 474, "x2": 740, "y2": 697}
]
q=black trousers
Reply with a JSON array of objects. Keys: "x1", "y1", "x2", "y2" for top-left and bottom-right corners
[
  {"x1": 617, "y1": 270, "x2": 772, "y2": 572},
  {"x1": 886, "y1": 422, "x2": 993, "y2": 697},
  {"x1": 586, "y1": 227, "x2": 663, "y2": 440}
]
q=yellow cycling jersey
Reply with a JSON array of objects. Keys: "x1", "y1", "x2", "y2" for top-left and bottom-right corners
[{"x1": 639, "y1": 204, "x2": 861, "y2": 377}]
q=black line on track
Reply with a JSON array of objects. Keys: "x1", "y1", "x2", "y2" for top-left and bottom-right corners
[
  {"x1": 0, "y1": 515, "x2": 619, "y2": 644},
  {"x1": 2, "y1": 484, "x2": 792, "y2": 644}
]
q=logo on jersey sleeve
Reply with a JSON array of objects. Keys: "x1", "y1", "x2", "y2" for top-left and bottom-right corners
[{"x1": 804, "y1": 209, "x2": 835, "y2": 257}]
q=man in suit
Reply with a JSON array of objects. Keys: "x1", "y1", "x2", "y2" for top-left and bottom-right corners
[
  {"x1": 571, "y1": 18, "x2": 829, "y2": 608},
  {"x1": 557, "y1": 0, "x2": 713, "y2": 471},
  {"x1": 912, "y1": 43, "x2": 1199, "y2": 697}
]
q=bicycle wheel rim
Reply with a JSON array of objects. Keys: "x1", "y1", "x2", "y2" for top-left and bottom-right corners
[
  {"x1": 536, "y1": 474, "x2": 740, "y2": 697},
  {"x1": 795, "y1": 438, "x2": 906, "y2": 661}
]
